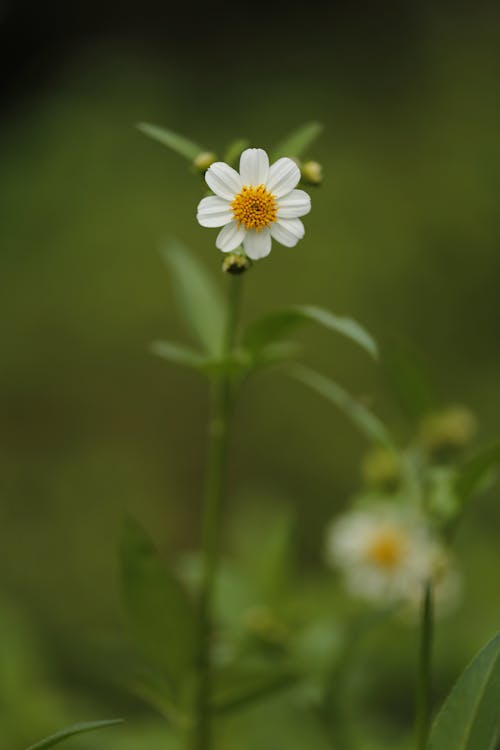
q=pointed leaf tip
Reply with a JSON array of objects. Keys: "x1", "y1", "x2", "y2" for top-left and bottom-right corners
[
  {"x1": 161, "y1": 240, "x2": 225, "y2": 356},
  {"x1": 273, "y1": 122, "x2": 324, "y2": 160},
  {"x1": 137, "y1": 122, "x2": 203, "y2": 161},
  {"x1": 25, "y1": 719, "x2": 123, "y2": 750}
]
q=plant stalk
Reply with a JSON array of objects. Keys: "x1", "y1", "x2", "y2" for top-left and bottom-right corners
[
  {"x1": 193, "y1": 274, "x2": 242, "y2": 750},
  {"x1": 416, "y1": 581, "x2": 434, "y2": 750}
]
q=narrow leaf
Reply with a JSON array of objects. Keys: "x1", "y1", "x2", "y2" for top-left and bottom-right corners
[
  {"x1": 161, "y1": 240, "x2": 225, "y2": 355},
  {"x1": 137, "y1": 122, "x2": 203, "y2": 161},
  {"x1": 213, "y1": 669, "x2": 297, "y2": 714},
  {"x1": 243, "y1": 305, "x2": 378, "y2": 360},
  {"x1": 383, "y1": 345, "x2": 436, "y2": 423},
  {"x1": 151, "y1": 340, "x2": 207, "y2": 370},
  {"x1": 455, "y1": 442, "x2": 500, "y2": 504},
  {"x1": 120, "y1": 518, "x2": 196, "y2": 688},
  {"x1": 290, "y1": 364, "x2": 394, "y2": 449},
  {"x1": 232, "y1": 505, "x2": 295, "y2": 601},
  {"x1": 273, "y1": 122, "x2": 324, "y2": 160},
  {"x1": 223, "y1": 138, "x2": 250, "y2": 167},
  {"x1": 25, "y1": 720, "x2": 123, "y2": 750},
  {"x1": 427, "y1": 631, "x2": 500, "y2": 750}
]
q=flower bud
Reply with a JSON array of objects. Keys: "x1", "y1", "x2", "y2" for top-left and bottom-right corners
[
  {"x1": 222, "y1": 252, "x2": 252, "y2": 275},
  {"x1": 362, "y1": 447, "x2": 401, "y2": 492},
  {"x1": 419, "y1": 406, "x2": 477, "y2": 462},
  {"x1": 301, "y1": 160, "x2": 323, "y2": 186},
  {"x1": 193, "y1": 151, "x2": 216, "y2": 173}
]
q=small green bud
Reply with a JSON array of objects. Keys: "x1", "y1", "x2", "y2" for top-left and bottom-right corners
[
  {"x1": 362, "y1": 447, "x2": 401, "y2": 492},
  {"x1": 301, "y1": 160, "x2": 323, "y2": 185},
  {"x1": 419, "y1": 406, "x2": 477, "y2": 463},
  {"x1": 222, "y1": 252, "x2": 252, "y2": 275},
  {"x1": 192, "y1": 150, "x2": 216, "y2": 173}
]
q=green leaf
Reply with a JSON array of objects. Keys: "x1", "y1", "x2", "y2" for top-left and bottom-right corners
[
  {"x1": 272, "y1": 122, "x2": 324, "y2": 160},
  {"x1": 151, "y1": 340, "x2": 207, "y2": 370},
  {"x1": 137, "y1": 122, "x2": 203, "y2": 161},
  {"x1": 455, "y1": 442, "x2": 500, "y2": 504},
  {"x1": 161, "y1": 240, "x2": 225, "y2": 356},
  {"x1": 119, "y1": 518, "x2": 196, "y2": 689},
  {"x1": 223, "y1": 138, "x2": 250, "y2": 167},
  {"x1": 243, "y1": 305, "x2": 378, "y2": 360},
  {"x1": 289, "y1": 364, "x2": 394, "y2": 449},
  {"x1": 383, "y1": 344, "x2": 436, "y2": 423},
  {"x1": 235, "y1": 506, "x2": 295, "y2": 600},
  {"x1": 213, "y1": 668, "x2": 297, "y2": 714},
  {"x1": 25, "y1": 720, "x2": 123, "y2": 750},
  {"x1": 427, "y1": 631, "x2": 500, "y2": 750}
]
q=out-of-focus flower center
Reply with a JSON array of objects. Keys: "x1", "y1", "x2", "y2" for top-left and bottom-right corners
[
  {"x1": 231, "y1": 185, "x2": 277, "y2": 231},
  {"x1": 365, "y1": 527, "x2": 409, "y2": 569}
]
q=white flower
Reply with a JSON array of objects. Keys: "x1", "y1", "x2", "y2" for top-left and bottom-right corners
[
  {"x1": 196, "y1": 148, "x2": 311, "y2": 260},
  {"x1": 325, "y1": 504, "x2": 458, "y2": 610}
]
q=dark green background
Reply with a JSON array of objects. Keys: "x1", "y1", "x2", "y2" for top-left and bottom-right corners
[{"x1": 1, "y1": 2, "x2": 499, "y2": 746}]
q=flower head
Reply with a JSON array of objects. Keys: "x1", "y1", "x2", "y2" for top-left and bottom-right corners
[
  {"x1": 196, "y1": 148, "x2": 311, "y2": 260},
  {"x1": 325, "y1": 504, "x2": 459, "y2": 611}
]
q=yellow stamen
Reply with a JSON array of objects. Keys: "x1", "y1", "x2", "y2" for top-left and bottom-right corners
[
  {"x1": 365, "y1": 527, "x2": 408, "y2": 569},
  {"x1": 231, "y1": 184, "x2": 277, "y2": 231}
]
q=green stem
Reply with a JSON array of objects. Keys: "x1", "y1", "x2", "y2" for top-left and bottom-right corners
[
  {"x1": 416, "y1": 581, "x2": 434, "y2": 750},
  {"x1": 193, "y1": 274, "x2": 243, "y2": 750}
]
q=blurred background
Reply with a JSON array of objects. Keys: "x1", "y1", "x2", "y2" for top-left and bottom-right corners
[{"x1": 1, "y1": 1, "x2": 499, "y2": 747}]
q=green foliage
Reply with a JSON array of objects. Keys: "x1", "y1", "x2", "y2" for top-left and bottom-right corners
[
  {"x1": 243, "y1": 304, "x2": 378, "y2": 360},
  {"x1": 150, "y1": 340, "x2": 208, "y2": 370},
  {"x1": 290, "y1": 364, "x2": 394, "y2": 448},
  {"x1": 427, "y1": 631, "x2": 500, "y2": 750},
  {"x1": 119, "y1": 518, "x2": 197, "y2": 691},
  {"x1": 272, "y1": 122, "x2": 324, "y2": 160},
  {"x1": 161, "y1": 240, "x2": 225, "y2": 356},
  {"x1": 25, "y1": 720, "x2": 123, "y2": 750},
  {"x1": 383, "y1": 346, "x2": 436, "y2": 424},
  {"x1": 233, "y1": 506, "x2": 295, "y2": 602},
  {"x1": 454, "y1": 442, "x2": 500, "y2": 504},
  {"x1": 213, "y1": 668, "x2": 297, "y2": 714},
  {"x1": 223, "y1": 139, "x2": 250, "y2": 167},
  {"x1": 137, "y1": 122, "x2": 203, "y2": 161}
]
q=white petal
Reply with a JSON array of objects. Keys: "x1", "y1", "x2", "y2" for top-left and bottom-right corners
[
  {"x1": 243, "y1": 229, "x2": 272, "y2": 260},
  {"x1": 205, "y1": 162, "x2": 242, "y2": 200},
  {"x1": 270, "y1": 218, "x2": 305, "y2": 247},
  {"x1": 197, "y1": 196, "x2": 233, "y2": 227},
  {"x1": 216, "y1": 221, "x2": 246, "y2": 253},
  {"x1": 266, "y1": 157, "x2": 301, "y2": 197},
  {"x1": 277, "y1": 189, "x2": 311, "y2": 219},
  {"x1": 239, "y1": 148, "x2": 269, "y2": 185}
]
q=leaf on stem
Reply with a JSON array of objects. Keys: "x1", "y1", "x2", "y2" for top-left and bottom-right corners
[
  {"x1": 223, "y1": 138, "x2": 250, "y2": 167},
  {"x1": 427, "y1": 631, "x2": 500, "y2": 750},
  {"x1": 382, "y1": 344, "x2": 436, "y2": 423},
  {"x1": 272, "y1": 122, "x2": 324, "y2": 160},
  {"x1": 25, "y1": 720, "x2": 123, "y2": 750},
  {"x1": 137, "y1": 123, "x2": 203, "y2": 161},
  {"x1": 161, "y1": 240, "x2": 225, "y2": 356},
  {"x1": 454, "y1": 442, "x2": 500, "y2": 505},
  {"x1": 151, "y1": 340, "x2": 207, "y2": 370},
  {"x1": 242, "y1": 305, "x2": 378, "y2": 360},
  {"x1": 289, "y1": 364, "x2": 394, "y2": 449},
  {"x1": 212, "y1": 668, "x2": 297, "y2": 715},
  {"x1": 119, "y1": 518, "x2": 196, "y2": 689}
]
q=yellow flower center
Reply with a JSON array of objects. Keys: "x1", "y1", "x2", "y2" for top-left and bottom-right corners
[
  {"x1": 231, "y1": 184, "x2": 277, "y2": 231},
  {"x1": 365, "y1": 527, "x2": 408, "y2": 569}
]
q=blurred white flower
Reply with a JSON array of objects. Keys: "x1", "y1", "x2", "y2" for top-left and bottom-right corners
[
  {"x1": 196, "y1": 148, "x2": 311, "y2": 260},
  {"x1": 325, "y1": 504, "x2": 460, "y2": 611}
]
